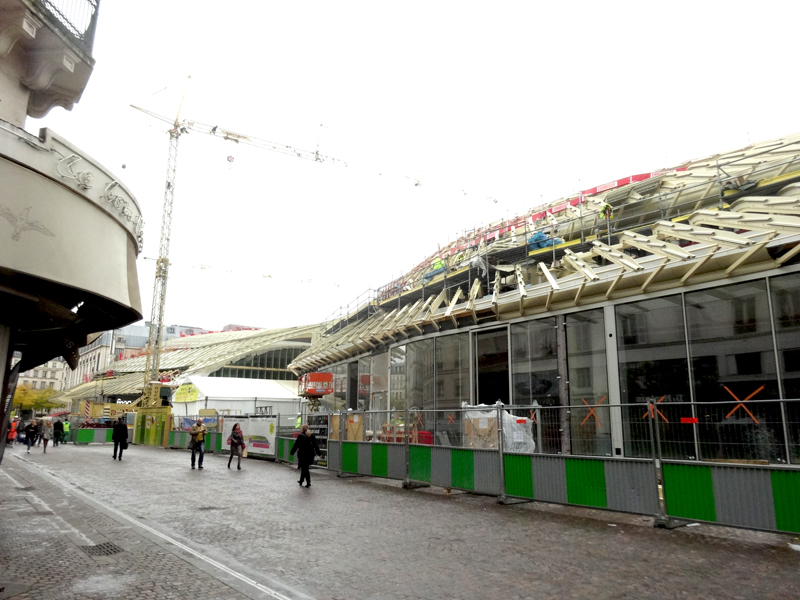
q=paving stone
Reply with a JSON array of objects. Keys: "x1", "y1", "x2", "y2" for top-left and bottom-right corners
[{"x1": 1, "y1": 443, "x2": 799, "y2": 599}]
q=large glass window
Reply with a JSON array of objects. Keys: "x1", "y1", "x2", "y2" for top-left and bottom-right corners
[
  {"x1": 511, "y1": 318, "x2": 559, "y2": 406},
  {"x1": 357, "y1": 357, "x2": 370, "y2": 410},
  {"x1": 567, "y1": 309, "x2": 611, "y2": 456},
  {"x1": 616, "y1": 296, "x2": 693, "y2": 459},
  {"x1": 390, "y1": 346, "x2": 407, "y2": 410},
  {"x1": 686, "y1": 280, "x2": 784, "y2": 462},
  {"x1": 435, "y1": 333, "x2": 470, "y2": 446},
  {"x1": 770, "y1": 272, "x2": 800, "y2": 463},
  {"x1": 406, "y1": 339, "x2": 434, "y2": 411},
  {"x1": 475, "y1": 328, "x2": 509, "y2": 405},
  {"x1": 370, "y1": 352, "x2": 389, "y2": 412}
]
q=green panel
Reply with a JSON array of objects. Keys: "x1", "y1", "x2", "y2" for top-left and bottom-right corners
[
  {"x1": 168, "y1": 431, "x2": 175, "y2": 446},
  {"x1": 288, "y1": 439, "x2": 295, "y2": 462},
  {"x1": 451, "y1": 449, "x2": 475, "y2": 490},
  {"x1": 105, "y1": 429, "x2": 113, "y2": 442},
  {"x1": 565, "y1": 458, "x2": 607, "y2": 508},
  {"x1": 278, "y1": 438, "x2": 285, "y2": 460},
  {"x1": 663, "y1": 463, "x2": 716, "y2": 522},
  {"x1": 76, "y1": 429, "x2": 94, "y2": 444},
  {"x1": 216, "y1": 433, "x2": 222, "y2": 452},
  {"x1": 372, "y1": 444, "x2": 388, "y2": 478},
  {"x1": 504, "y1": 454, "x2": 534, "y2": 499},
  {"x1": 772, "y1": 470, "x2": 800, "y2": 533},
  {"x1": 341, "y1": 442, "x2": 359, "y2": 473},
  {"x1": 409, "y1": 445, "x2": 431, "y2": 482}
]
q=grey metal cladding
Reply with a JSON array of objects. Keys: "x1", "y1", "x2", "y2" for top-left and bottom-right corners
[
  {"x1": 327, "y1": 441, "x2": 341, "y2": 471},
  {"x1": 431, "y1": 447, "x2": 452, "y2": 488},
  {"x1": 712, "y1": 466, "x2": 776, "y2": 531},
  {"x1": 387, "y1": 444, "x2": 406, "y2": 480},
  {"x1": 474, "y1": 450, "x2": 503, "y2": 494},
  {"x1": 604, "y1": 460, "x2": 658, "y2": 515},
  {"x1": 357, "y1": 442, "x2": 372, "y2": 476},
  {"x1": 532, "y1": 456, "x2": 568, "y2": 503}
]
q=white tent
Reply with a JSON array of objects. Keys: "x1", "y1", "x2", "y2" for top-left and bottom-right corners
[{"x1": 173, "y1": 376, "x2": 302, "y2": 423}]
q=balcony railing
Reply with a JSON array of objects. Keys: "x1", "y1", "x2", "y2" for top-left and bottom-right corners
[{"x1": 34, "y1": 0, "x2": 99, "y2": 53}]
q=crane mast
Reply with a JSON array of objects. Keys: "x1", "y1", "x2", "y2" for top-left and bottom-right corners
[{"x1": 140, "y1": 126, "x2": 182, "y2": 407}]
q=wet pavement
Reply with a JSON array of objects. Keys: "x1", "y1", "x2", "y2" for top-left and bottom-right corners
[{"x1": 1, "y1": 441, "x2": 799, "y2": 600}]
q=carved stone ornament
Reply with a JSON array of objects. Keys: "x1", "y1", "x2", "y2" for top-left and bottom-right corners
[
  {"x1": 0, "y1": 204, "x2": 55, "y2": 241},
  {"x1": 0, "y1": 10, "x2": 41, "y2": 60}
]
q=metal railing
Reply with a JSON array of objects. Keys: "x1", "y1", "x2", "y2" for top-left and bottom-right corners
[
  {"x1": 35, "y1": 0, "x2": 99, "y2": 53},
  {"x1": 330, "y1": 400, "x2": 800, "y2": 466}
]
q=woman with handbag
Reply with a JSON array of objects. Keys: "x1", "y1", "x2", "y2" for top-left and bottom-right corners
[{"x1": 228, "y1": 423, "x2": 245, "y2": 470}]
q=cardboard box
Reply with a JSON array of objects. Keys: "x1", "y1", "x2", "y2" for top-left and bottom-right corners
[{"x1": 464, "y1": 415, "x2": 498, "y2": 449}]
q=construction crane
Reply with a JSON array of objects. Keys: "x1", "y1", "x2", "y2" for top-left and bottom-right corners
[{"x1": 130, "y1": 88, "x2": 366, "y2": 407}]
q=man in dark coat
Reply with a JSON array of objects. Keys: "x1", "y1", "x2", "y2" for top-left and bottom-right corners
[
  {"x1": 290, "y1": 424, "x2": 321, "y2": 488},
  {"x1": 53, "y1": 419, "x2": 64, "y2": 446},
  {"x1": 112, "y1": 417, "x2": 128, "y2": 461}
]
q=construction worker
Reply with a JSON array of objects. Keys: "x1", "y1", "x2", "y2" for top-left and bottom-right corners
[
  {"x1": 62, "y1": 419, "x2": 70, "y2": 443},
  {"x1": 295, "y1": 413, "x2": 302, "y2": 429}
]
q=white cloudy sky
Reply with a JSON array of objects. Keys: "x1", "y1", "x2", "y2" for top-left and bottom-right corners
[{"x1": 33, "y1": 1, "x2": 799, "y2": 330}]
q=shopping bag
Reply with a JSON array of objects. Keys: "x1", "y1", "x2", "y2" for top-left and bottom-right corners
[{"x1": 242, "y1": 448, "x2": 248, "y2": 458}]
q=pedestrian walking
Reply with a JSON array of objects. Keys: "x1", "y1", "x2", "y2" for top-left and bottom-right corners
[
  {"x1": 34, "y1": 419, "x2": 42, "y2": 446},
  {"x1": 23, "y1": 421, "x2": 36, "y2": 454},
  {"x1": 53, "y1": 418, "x2": 63, "y2": 446},
  {"x1": 112, "y1": 417, "x2": 128, "y2": 461},
  {"x1": 290, "y1": 424, "x2": 321, "y2": 488},
  {"x1": 42, "y1": 419, "x2": 53, "y2": 453},
  {"x1": 189, "y1": 418, "x2": 207, "y2": 470},
  {"x1": 6, "y1": 419, "x2": 18, "y2": 445},
  {"x1": 227, "y1": 423, "x2": 245, "y2": 470},
  {"x1": 62, "y1": 419, "x2": 70, "y2": 443}
]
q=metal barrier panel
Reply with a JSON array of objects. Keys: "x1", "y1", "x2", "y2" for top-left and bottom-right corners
[
  {"x1": 93, "y1": 429, "x2": 110, "y2": 443},
  {"x1": 431, "y1": 447, "x2": 451, "y2": 488},
  {"x1": 604, "y1": 460, "x2": 658, "y2": 515},
  {"x1": 341, "y1": 442, "x2": 358, "y2": 473},
  {"x1": 531, "y1": 456, "x2": 568, "y2": 504},
  {"x1": 503, "y1": 454, "x2": 534, "y2": 499},
  {"x1": 371, "y1": 444, "x2": 388, "y2": 478},
  {"x1": 409, "y1": 445, "x2": 431, "y2": 483},
  {"x1": 663, "y1": 462, "x2": 800, "y2": 533},
  {"x1": 327, "y1": 441, "x2": 341, "y2": 472},
  {"x1": 76, "y1": 429, "x2": 94, "y2": 444},
  {"x1": 565, "y1": 458, "x2": 607, "y2": 508},
  {"x1": 357, "y1": 443, "x2": 372, "y2": 476},
  {"x1": 387, "y1": 444, "x2": 405, "y2": 480},
  {"x1": 473, "y1": 450, "x2": 502, "y2": 494}
]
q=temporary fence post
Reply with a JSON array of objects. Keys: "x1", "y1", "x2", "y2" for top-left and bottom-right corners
[
  {"x1": 780, "y1": 400, "x2": 792, "y2": 465},
  {"x1": 536, "y1": 404, "x2": 542, "y2": 454},
  {"x1": 496, "y1": 404, "x2": 507, "y2": 501},
  {"x1": 402, "y1": 402, "x2": 411, "y2": 488},
  {"x1": 649, "y1": 400, "x2": 678, "y2": 528}
]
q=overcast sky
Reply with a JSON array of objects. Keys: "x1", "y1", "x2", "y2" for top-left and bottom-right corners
[{"x1": 32, "y1": 1, "x2": 799, "y2": 331}]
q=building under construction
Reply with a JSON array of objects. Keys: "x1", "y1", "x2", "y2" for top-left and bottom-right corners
[{"x1": 285, "y1": 132, "x2": 800, "y2": 534}]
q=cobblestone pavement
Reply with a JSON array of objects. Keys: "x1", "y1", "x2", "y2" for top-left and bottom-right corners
[{"x1": 1, "y1": 441, "x2": 799, "y2": 600}]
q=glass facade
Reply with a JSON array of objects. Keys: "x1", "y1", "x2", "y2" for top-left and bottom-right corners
[
  {"x1": 208, "y1": 346, "x2": 304, "y2": 380},
  {"x1": 616, "y1": 296, "x2": 693, "y2": 459},
  {"x1": 314, "y1": 271, "x2": 800, "y2": 463}
]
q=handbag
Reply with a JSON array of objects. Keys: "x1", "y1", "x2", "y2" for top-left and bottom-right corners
[{"x1": 121, "y1": 439, "x2": 128, "y2": 450}]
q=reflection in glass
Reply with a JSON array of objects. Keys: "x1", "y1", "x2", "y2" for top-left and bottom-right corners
[
  {"x1": 616, "y1": 296, "x2": 693, "y2": 459},
  {"x1": 390, "y1": 346, "x2": 407, "y2": 410},
  {"x1": 435, "y1": 333, "x2": 469, "y2": 445},
  {"x1": 567, "y1": 309, "x2": 611, "y2": 456},
  {"x1": 770, "y1": 273, "x2": 800, "y2": 463},
  {"x1": 686, "y1": 280, "x2": 785, "y2": 462},
  {"x1": 406, "y1": 339, "x2": 434, "y2": 411},
  {"x1": 475, "y1": 329, "x2": 509, "y2": 405}
]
